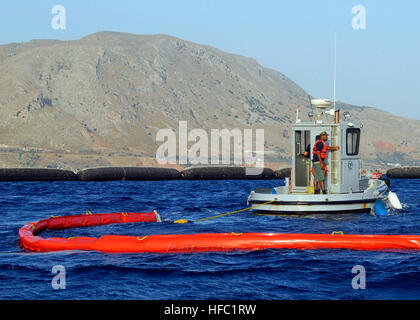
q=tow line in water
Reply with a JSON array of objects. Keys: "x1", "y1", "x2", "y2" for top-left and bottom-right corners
[{"x1": 19, "y1": 211, "x2": 420, "y2": 253}]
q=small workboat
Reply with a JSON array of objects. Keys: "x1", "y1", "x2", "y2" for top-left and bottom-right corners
[{"x1": 247, "y1": 99, "x2": 401, "y2": 215}]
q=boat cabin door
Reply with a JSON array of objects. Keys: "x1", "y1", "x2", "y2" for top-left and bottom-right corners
[
  {"x1": 293, "y1": 130, "x2": 311, "y2": 191},
  {"x1": 341, "y1": 127, "x2": 362, "y2": 193}
]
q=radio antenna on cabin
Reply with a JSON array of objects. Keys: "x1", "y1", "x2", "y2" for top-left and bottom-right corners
[{"x1": 333, "y1": 32, "x2": 337, "y2": 112}]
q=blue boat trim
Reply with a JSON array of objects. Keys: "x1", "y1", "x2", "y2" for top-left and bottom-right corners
[
  {"x1": 249, "y1": 199, "x2": 376, "y2": 206},
  {"x1": 252, "y1": 208, "x2": 372, "y2": 215}
]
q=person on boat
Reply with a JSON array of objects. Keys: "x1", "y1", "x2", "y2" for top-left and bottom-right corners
[
  {"x1": 304, "y1": 144, "x2": 311, "y2": 158},
  {"x1": 304, "y1": 135, "x2": 320, "y2": 158},
  {"x1": 313, "y1": 132, "x2": 339, "y2": 194}
]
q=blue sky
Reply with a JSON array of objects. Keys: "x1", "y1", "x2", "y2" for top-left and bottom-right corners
[{"x1": 0, "y1": 0, "x2": 419, "y2": 119}]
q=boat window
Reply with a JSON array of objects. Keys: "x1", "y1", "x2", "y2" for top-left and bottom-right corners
[
  {"x1": 346, "y1": 128, "x2": 360, "y2": 156},
  {"x1": 294, "y1": 130, "x2": 311, "y2": 187},
  {"x1": 295, "y1": 131, "x2": 302, "y2": 155},
  {"x1": 294, "y1": 130, "x2": 311, "y2": 155}
]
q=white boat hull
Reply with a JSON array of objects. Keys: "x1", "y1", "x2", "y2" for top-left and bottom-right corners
[{"x1": 247, "y1": 179, "x2": 388, "y2": 215}]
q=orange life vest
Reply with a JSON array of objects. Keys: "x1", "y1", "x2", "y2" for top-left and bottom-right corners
[{"x1": 313, "y1": 140, "x2": 327, "y2": 159}]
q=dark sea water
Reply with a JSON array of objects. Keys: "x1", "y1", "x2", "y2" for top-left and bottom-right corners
[{"x1": 0, "y1": 179, "x2": 419, "y2": 300}]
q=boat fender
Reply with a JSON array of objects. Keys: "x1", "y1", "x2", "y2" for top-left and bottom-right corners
[
  {"x1": 374, "y1": 199, "x2": 388, "y2": 216},
  {"x1": 388, "y1": 191, "x2": 403, "y2": 210}
]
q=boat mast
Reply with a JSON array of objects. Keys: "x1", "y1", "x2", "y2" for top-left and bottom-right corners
[{"x1": 333, "y1": 32, "x2": 337, "y2": 113}]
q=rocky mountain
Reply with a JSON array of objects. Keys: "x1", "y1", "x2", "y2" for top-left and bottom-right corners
[{"x1": 0, "y1": 31, "x2": 418, "y2": 170}]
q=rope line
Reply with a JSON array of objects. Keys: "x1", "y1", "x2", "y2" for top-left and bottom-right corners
[{"x1": 174, "y1": 199, "x2": 277, "y2": 224}]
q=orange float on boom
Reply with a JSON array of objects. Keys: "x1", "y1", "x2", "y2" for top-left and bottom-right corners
[{"x1": 19, "y1": 212, "x2": 420, "y2": 253}]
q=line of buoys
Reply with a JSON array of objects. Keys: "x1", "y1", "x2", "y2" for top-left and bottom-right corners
[
  {"x1": 77, "y1": 167, "x2": 181, "y2": 181},
  {"x1": 386, "y1": 167, "x2": 420, "y2": 179},
  {"x1": 181, "y1": 166, "x2": 275, "y2": 180},
  {"x1": 2, "y1": 165, "x2": 419, "y2": 182},
  {"x1": 19, "y1": 212, "x2": 420, "y2": 253},
  {"x1": 0, "y1": 168, "x2": 77, "y2": 181},
  {"x1": 0, "y1": 166, "x2": 288, "y2": 182}
]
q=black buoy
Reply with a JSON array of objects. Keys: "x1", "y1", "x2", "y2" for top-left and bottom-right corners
[
  {"x1": 77, "y1": 167, "x2": 181, "y2": 181},
  {"x1": 181, "y1": 166, "x2": 274, "y2": 180},
  {"x1": 0, "y1": 168, "x2": 77, "y2": 181},
  {"x1": 386, "y1": 167, "x2": 420, "y2": 179},
  {"x1": 274, "y1": 168, "x2": 291, "y2": 179}
]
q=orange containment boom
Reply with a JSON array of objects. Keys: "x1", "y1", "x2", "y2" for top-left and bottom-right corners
[{"x1": 19, "y1": 212, "x2": 420, "y2": 253}]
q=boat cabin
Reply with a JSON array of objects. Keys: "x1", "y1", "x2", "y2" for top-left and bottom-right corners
[{"x1": 291, "y1": 99, "x2": 369, "y2": 194}]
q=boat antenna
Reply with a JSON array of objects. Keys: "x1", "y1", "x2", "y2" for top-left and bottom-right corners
[{"x1": 333, "y1": 32, "x2": 337, "y2": 112}]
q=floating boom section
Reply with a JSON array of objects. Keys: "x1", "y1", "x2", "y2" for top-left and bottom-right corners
[{"x1": 19, "y1": 212, "x2": 420, "y2": 253}]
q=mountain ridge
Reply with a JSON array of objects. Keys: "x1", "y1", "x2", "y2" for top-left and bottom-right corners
[{"x1": 0, "y1": 31, "x2": 418, "y2": 170}]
